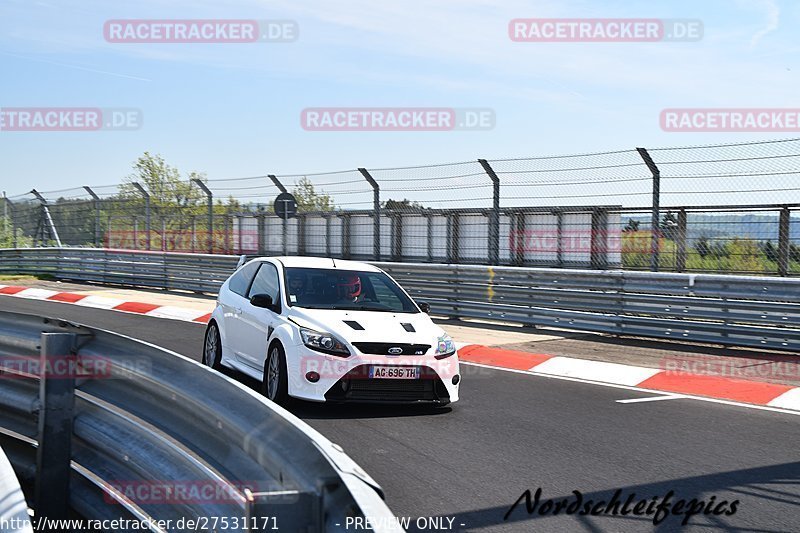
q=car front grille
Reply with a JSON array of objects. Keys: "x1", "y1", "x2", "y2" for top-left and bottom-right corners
[
  {"x1": 324, "y1": 365, "x2": 450, "y2": 403},
  {"x1": 352, "y1": 342, "x2": 431, "y2": 356}
]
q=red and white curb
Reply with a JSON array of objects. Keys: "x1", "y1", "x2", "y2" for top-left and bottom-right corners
[
  {"x1": 456, "y1": 345, "x2": 800, "y2": 413},
  {"x1": 0, "y1": 285, "x2": 212, "y2": 324},
  {"x1": 2, "y1": 284, "x2": 799, "y2": 413}
]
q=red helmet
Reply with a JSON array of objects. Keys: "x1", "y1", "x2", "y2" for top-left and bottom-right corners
[{"x1": 337, "y1": 274, "x2": 361, "y2": 299}]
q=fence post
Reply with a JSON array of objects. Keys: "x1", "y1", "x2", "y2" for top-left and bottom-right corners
[
  {"x1": 676, "y1": 209, "x2": 688, "y2": 272},
  {"x1": 30, "y1": 190, "x2": 62, "y2": 247},
  {"x1": 391, "y1": 212, "x2": 403, "y2": 261},
  {"x1": 35, "y1": 332, "x2": 76, "y2": 522},
  {"x1": 426, "y1": 213, "x2": 434, "y2": 263},
  {"x1": 590, "y1": 209, "x2": 608, "y2": 269},
  {"x1": 341, "y1": 214, "x2": 351, "y2": 259},
  {"x1": 3, "y1": 193, "x2": 16, "y2": 249},
  {"x1": 83, "y1": 186, "x2": 101, "y2": 247},
  {"x1": 358, "y1": 168, "x2": 381, "y2": 261},
  {"x1": 778, "y1": 206, "x2": 791, "y2": 277},
  {"x1": 268, "y1": 175, "x2": 289, "y2": 256},
  {"x1": 191, "y1": 179, "x2": 213, "y2": 254},
  {"x1": 478, "y1": 159, "x2": 500, "y2": 265},
  {"x1": 131, "y1": 182, "x2": 151, "y2": 251},
  {"x1": 636, "y1": 147, "x2": 661, "y2": 272}
]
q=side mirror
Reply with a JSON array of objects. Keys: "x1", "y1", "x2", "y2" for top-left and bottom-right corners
[
  {"x1": 250, "y1": 293, "x2": 275, "y2": 310},
  {"x1": 417, "y1": 301, "x2": 431, "y2": 314}
]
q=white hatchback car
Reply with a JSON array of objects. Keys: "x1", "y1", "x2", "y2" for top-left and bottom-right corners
[{"x1": 203, "y1": 257, "x2": 460, "y2": 405}]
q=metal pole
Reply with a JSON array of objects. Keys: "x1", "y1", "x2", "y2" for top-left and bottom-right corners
[
  {"x1": 636, "y1": 147, "x2": 661, "y2": 272},
  {"x1": 676, "y1": 209, "x2": 687, "y2": 272},
  {"x1": 268, "y1": 175, "x2": 290, "y2": 256},
  {"x1": 358, "y1": 168, "x2": 381, "y2": 261},
  {"x1": 778, "y1": 206, "x2": 791, "y2": 277},
  {"x1": 190, "y1": 179, "x2": 213, "y2": 254},
  {"x1": 268, "y1": 174, "x2": 287, "y2": 194},
  {"x1": 131, "y1": 182, "x2": 151, "y2": 251},
  {"x1": 35, "y1": 332, "x2": 76, "y2": 522},
  {"x1": 31, "y1": 189, "x2": 62, "y2": 247},
  {"x1": 83, "y1": 186, "x2": 101, "y2": 248},
  {"x1": 478, "y1": 159, "x2": 500, "y2": 266}
]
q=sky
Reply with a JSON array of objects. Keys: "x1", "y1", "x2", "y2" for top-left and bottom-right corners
[{"x1": 0, "y1": 0, "x2": 798, "y2": 203}]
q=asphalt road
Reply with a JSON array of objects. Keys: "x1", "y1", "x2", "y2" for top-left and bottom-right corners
[{"x1": 2, "y1": 298, "x2": 799, "y2": 532}]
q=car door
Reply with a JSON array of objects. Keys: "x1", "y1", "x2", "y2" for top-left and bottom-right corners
[
  {"x1": 237, "y1": 261, "x2": 283, "y2": 370},
  {"x1": 221, "y1": 261, "x2": 260, "y2": 363}
]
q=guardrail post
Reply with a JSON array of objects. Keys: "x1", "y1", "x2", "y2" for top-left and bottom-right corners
[
  {"x1": 676, "y1": 209, "x2": 688, "y2": 272},
  {"x1": 778, "y1": 206, "x2": 791, "y2": 276},
  {"x1": 636, "y1": 147, "x2": 661, "y2": 272},
  {"x1": 191, "y1": 179, "x2": 213, "y2": 254},
  {"x1": 478, "y1": 159, "x2": 501, "y2": 265},
  {"x1": 83, "y1": 186, "x2": 101, "y2": 247},
  {"x1": 131, "y1": 182, "x2": 151, "y2": 251},
  {"x1": 35, "y1": 332, "x2": 76, "y2": 522},
  {"x1": 358, "y1": 168, "x2": 381, "y2": 261}
]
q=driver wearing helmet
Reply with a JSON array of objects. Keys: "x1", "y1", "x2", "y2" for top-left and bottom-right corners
[{"x1": 336, "y1": 273, "x2": 362, "y2": 303}]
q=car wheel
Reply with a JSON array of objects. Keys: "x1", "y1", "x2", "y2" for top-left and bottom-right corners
[
  {"x1": 203, "y1": 322, "x2": 222, "y2": 370},
  {"x1": 263, "y1": 343, "x2": 290, "y2": 405}
]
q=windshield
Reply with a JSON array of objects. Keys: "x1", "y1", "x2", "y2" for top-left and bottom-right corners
[{"x1": 284, "y1": 267, "x2": 419, "y2": 313}]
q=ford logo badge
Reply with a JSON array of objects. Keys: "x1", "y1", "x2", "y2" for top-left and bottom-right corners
[{"x1": 388, "y1": 347, "x2": 403, "y2": 355}]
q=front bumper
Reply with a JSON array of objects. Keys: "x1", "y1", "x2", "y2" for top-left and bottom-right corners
[{"x1": 286, "y1": 345, "x2": 460, "y2": 404}]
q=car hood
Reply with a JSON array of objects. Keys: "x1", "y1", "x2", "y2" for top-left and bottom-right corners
[{"x1": 287, "y1": 307, "x2": 446, "y2": 345}]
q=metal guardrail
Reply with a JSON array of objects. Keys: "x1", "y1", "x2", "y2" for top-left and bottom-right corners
[
  {"x1": 0, "y1": 310, "x2": 400, "y2": 532},
  {"x1": 1, "y1": 247, "x2": 799, "y2": 352}
]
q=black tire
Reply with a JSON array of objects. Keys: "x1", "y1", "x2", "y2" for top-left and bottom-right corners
[
  {"x1": 263, "y1": 343, "x2": 290, "y2": 406},
  {"x1": 203, "y1": 322, "x2": 222, "y2": 371}
]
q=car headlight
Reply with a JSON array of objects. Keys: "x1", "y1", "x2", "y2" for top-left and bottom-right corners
[
  {"x1": 300, "y1": 328, "x2": 351, "y2": 357},
  {"x1": 434, "y1": 334, "x2": 456, "y2": 359}
]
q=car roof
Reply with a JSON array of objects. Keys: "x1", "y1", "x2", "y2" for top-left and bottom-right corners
[{"x1": 257, "y1": 256, "x2": 382, "y2": 272}]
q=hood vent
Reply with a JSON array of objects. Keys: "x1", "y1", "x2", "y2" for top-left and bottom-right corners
[
  {"x1": 401, "y1": 323, "x2": 416, "y2": 333},
  {"x1": 343, "y1": 320, "x2": 365, "y2": 330}
]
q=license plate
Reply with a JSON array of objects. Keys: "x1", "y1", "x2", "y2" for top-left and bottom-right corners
[{"x1": 369, "y1": 366, "x2": 420, "y2": 379}]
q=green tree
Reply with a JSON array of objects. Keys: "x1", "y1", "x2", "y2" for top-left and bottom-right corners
[
  {"x1": 292, "y1": 177, "x2": 334, "y2": 212},
  {"x1": 383, "y1": 198, "x2": 423, "y2": 211}
]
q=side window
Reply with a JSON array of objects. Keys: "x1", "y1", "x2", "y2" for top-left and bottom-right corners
[
  {"x1": 248, "y1": 263, "x2": 281, "y2": 305},
  {"x1": 228, "y1": 262, "x2": 260, "y2": 297}
]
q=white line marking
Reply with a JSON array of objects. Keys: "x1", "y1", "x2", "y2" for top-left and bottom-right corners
[
  {"x1": 460, "y1": 361, "x2": 800, "y2": 417},
  {"x1": 616, "y1": 394, "x2": 685, "y2": 404}
]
